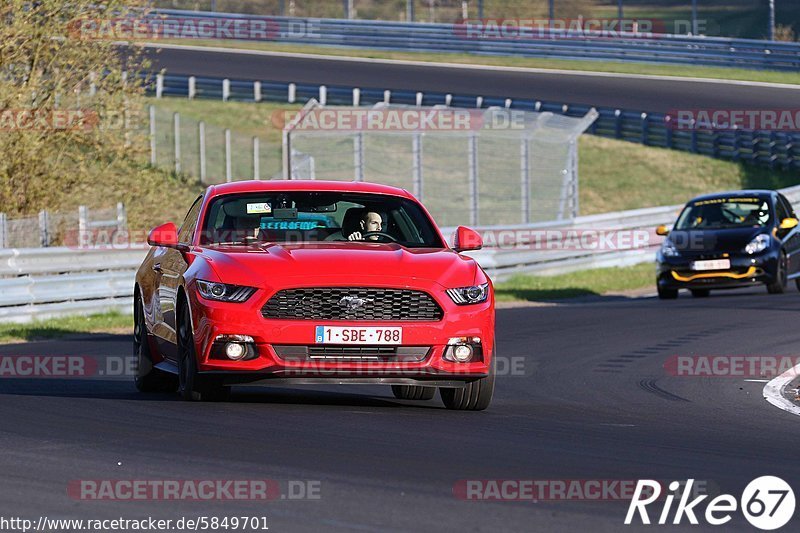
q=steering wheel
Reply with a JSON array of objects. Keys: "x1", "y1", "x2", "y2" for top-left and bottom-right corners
[{"x1": 361, "y1": 231, "x2": 398, "y2": 243}]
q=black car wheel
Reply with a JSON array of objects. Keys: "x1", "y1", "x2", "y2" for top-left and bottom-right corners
[
  {"x1": 440, "y1": 351, "x2": 495, "y2": 411},
  {"x1": 657, "y1": 286, "x2": 678, "y2": 300},
  {"x1": 690, "y1": 289, "x2": 710, "y2": 298},
  {"x1": 177, "y1": 302, "x2": 230, "y2": 402},
  {"x1": 134, "y1": 296, "x2": 178, "y2": 393},
  {"x1": 391, "y1": 385, "x2": 436, "y2": 401},
  {"x1": 767, "y1": 252, "x2": 788, "y2": 294}
]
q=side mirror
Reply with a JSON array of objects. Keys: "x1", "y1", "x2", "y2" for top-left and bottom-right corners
[
  {"x1": 779, "y1": 217, "x2": 798, "y2": 230},
  {"x1": 147, "y1": 222, "x2": 179, "y2": 248},
  {"x1": 453, "y1": 226, "x2": 482, "y2": 252},
  {"x1": 655, "y1": 225, "x2": 670, "y2": 236}
]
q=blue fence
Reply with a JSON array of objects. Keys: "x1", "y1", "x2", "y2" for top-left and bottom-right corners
[
  {"x1": 149, "y1": 73, "x2": 800, "y2": 171},
  {"x1": 152, "y1": 9, "x2": 800, "y2": 72}
]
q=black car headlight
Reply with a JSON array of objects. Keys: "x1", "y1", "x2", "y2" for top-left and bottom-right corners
[
  {"x1": 744, "y1": 234, "x2": 770, "y2": 255},
  {"x1": 196, "y1": 280, "x2": 256, "y2": 302},
  {"x1": 446, "y1": 283, "x2": 489, "y2": 305},
  {"x1": 660, "y1": 239, "x2": 680, "y2": 257}
]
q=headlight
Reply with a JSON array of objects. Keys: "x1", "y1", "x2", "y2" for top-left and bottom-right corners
[
  {"x1": 744, "y1": 234, "x2": 770, "y2": 254},
  {"x1": 196, "y1": 280, "x2": 256, "y2": 302},
  {"x1": 446, "y1": 282, "x2": 489, "y2": 305},
  {"x1": 661, "y1": 239, "x2": 680, "y2": 257}
]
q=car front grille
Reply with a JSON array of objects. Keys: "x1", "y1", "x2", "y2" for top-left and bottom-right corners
[
  {"x1": 273, "y1": 345, "x2": 431, "y2": 362},
  {"x1": 262, "y1": 287, "x2": 443, "y2": 321}
]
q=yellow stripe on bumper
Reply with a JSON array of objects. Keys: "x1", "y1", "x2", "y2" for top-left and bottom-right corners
[{"x1": 671, "y1": 266, "x2": 757, "y2": 282}]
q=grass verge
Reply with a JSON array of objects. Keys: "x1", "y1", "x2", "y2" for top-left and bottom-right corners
[
  {"x1": 0, "y1": 312, "x2": 133, "y2": 344},
  {"x1": 494, "y1": 263, "x2": 654, "y2": 302}
]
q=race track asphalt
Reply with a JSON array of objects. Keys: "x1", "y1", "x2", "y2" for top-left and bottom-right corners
[
  {"x1": 143, "y1": 45, "x2": 800, "y2": 113},
  {"x1": 2, "y1": 287, "x2": 800, "y2": 531}
]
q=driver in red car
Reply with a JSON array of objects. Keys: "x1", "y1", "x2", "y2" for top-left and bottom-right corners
[{"x1": 347, "y1": 211, "x2": 383, "y2": 241}]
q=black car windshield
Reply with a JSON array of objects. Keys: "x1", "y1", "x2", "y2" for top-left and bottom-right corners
[
  {"x1": 674, "y1": 197, "x2": 772, "y2": 230},
  {"x1": 200, "y1": 191, "x2": 445, "y2": 248}
]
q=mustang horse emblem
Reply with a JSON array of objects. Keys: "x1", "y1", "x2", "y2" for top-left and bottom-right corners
[{"x1": 338, "y1": 296, "x2": 374, "y2": 310}]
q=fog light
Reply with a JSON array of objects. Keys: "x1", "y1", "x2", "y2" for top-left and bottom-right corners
[
  {"x1": 225, "y1": 342, "x2": 246, "y2": 360},
  {"x1": 453, "y1": 344, "x2": 473, "y2": 362}
]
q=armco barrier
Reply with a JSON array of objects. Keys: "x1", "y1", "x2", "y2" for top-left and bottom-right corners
[
  {"x1": 148, "y1": 74, "x2": 800, "y2": 171},
  {"x1": 1, "y1": 184, "x2": 798, "y2": 322},
  {"x1": 151, "y1": 10, "x2": 800, "y2": 72}
]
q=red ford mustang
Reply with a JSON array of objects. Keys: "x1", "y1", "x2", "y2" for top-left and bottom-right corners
[{"x1": 134, "y1": 180, "x2": 495, "y2": 410}]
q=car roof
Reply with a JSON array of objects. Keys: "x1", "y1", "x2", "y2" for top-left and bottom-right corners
[
  {"x1": 205, "y1": 180, "x2": 415, "y2": 200},
  {"x1": 687, "y1": 190, "x2": 777, "y2": 204}
]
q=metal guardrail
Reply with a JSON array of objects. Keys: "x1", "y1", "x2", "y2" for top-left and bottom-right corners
[
  {"x1": 2, "y1": 184, "x2": 798, "y2": 322},
  {"x1": 152, "y1": 9, "x2": 800, "y2": 72},
  {"x1": 148, "y1": 73, "x2": 800, "y2": 171}
]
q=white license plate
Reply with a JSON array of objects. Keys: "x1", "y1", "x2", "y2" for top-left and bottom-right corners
[
  {"x1": 315, "y1": 326, "x2": 402, "y2": 345},
  {"x1": 690, "y1": 259, "x2": 730, "y2": 271}
]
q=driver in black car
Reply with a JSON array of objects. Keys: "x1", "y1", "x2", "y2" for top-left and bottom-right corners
[{"x1": 347, "y1": 211, "x2": 383, "y2": 241}]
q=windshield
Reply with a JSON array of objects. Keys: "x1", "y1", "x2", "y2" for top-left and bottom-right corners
[
  {"x1": 674, "y1": 197, "x2": 772, "y2": 230},
  {"x1": 200, "y1": 191, "x2": 445, "y2": 248}
]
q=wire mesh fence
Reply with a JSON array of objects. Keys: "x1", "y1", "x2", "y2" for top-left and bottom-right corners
[
  {"x1": 286, "y1": 103, "x2": 597, "y2": 227},
  {"x1": 0, "y1": 205, "x2": 126, "y2": 249}
]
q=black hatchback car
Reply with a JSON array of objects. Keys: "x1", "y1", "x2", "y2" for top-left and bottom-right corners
[{"x1": 656, "y1": 190, "x2": 800, "y2": 299}]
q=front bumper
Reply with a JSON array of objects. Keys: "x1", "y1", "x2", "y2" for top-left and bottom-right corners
[
  {"x1": 657, "y1": 250, "x2": 779, "y2": 290},
  {"x1": 187, "y1": 281, "x2": 495, "y2": 385}
]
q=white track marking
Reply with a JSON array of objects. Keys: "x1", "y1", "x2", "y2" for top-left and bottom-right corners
[
  {"x1": 136, "y1": 42, "x2": 800, "y2": 91},
  {"x1": 763, "y1": 363, "x2": 800, "y2": 417}
]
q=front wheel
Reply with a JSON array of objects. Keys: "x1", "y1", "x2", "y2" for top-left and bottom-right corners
[
  {"x1": 177, "y1": 302, "x2": 230, "y2": 402},
  {"x1": 440, "y1": 354, "x2": 495, "y2": 411},
  {"x1": 657, "y1": 285, "x2": 678, "y2": 300},
  {"x1": 767, "y1": 253, "x2": 787, "y2": 294},
  {"x1": 391, "y1": 385, "x2": 436, "y2": 401}
]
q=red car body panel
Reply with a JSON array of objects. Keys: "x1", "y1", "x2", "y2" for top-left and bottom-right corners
[{"x1": 135, "y1": 180, "x2": 495, "y2": 386}]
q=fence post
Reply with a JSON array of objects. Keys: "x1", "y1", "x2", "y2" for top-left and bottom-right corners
[
  {"x1": 468, "y1": 133, "x2": 479, "y2": 226},
  {"x1": 254, "y1": 81, "x2": 262, "y2": 102},
  {"x1": 225, "y1": 129, "x2": 232, "y2": 182},
  {"x1": 352, "y1": 88, "x2": 360, "y2": 106},
  {"x1": 520, "y1": 136, "x2": 530, "y2": 224},
  {"x1": 570, "y1": 138, "x2": 579, "y2": 218},
  {"x1": 283, "y1": 129, "x2": 291, "y2": 180},
  {"x1": 415, "y1": 92, "x2": 423, "y2": 106},
  {"x1": 412, "y1": 133, "x2": 423, "y2": 200},
  {"x1": 222, "y1": 78, "x2": 230, "y2": 101},
  {"x1": 0, "y1": 213, "x2": 7, "y2": 249},
  {"x1": 39, "y1": 210, "x2": 50, "y2": 247},
  {"x1": 253, "y1": 137, "x2": 260, "y2": 180},
  {"x1": 353, "y1": 133, "x2": 364, "y2": 181},
  {"x1": 614, "y1": 109, "x2": 622, "y2": 138},
  {"x1": 476, "y1": 96, "x2": 483, "y2": 108},
  {"x1": 156, "y1": 74, "x2": 163, "y2": 99},
  {"x1": 78, "y1": 205, "x2": 87, "y2": 247},
  {"x1": 149, "y1": 105, "x2": 156, "y2": 166},
  {"x1": 173, "y1": 112, "x2": 181, "y2": 175},
  {"x1": 384, "y1": 90, "x2": 391, "y2": 104},
  {"x1": 641, "y1": 113, "x2": 649, "y2": 145},
  {"x1": 319, "y1": 85, "x2": 327, "y2": 106},
  {"x1": 188, "y1": 76, "x2": 196, "y2": 99},
  {"x1": 445, "y1": 93, "x2": 452, "y2": 106},
  {"x1": 198, "y1": 121, "x2": 207, "y2": 183},
  {"x1": 89, "y1": 71, "x2": 97, "y2": 97},
  {"x1": 288, "y1": 83, "x2": 296, "y2": 103},
  {"x1": 116, "y1": 202, "x2": 127, "y2": 235}
]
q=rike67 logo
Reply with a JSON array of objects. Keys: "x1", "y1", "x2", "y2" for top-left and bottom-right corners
[{"x1": 625, "y1": 477, "x2": 795, "y2": 530}]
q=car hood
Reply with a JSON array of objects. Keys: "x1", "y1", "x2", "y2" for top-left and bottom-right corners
[
  {"x1": 668, "y1": 227, "x2": 768, "y2": 254},
  {"x1": 194, "y1": 242, "x2": 480, "y2": 289}
]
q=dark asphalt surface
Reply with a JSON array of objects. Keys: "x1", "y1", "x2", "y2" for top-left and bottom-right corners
[
  {"x1": 2, "y1": 288, "x2": 800, "y2": 531},
  {"x1": 144, "y1": 45, "x2": 800, "y2": 113}
]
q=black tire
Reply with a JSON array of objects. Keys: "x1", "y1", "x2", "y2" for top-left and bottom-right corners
[
  {"x1": 391, "y1": 385, "x2": 436, "y2": 401},
  {"x1": 657, "y1": 286, "x2": 678, "y2": 300},
  {"x1": 767, "y1": 253, "x2": 788, "y2": 294},
  {"x1": 177, "y1": 301, "x2": 230, "y2": 402},
  {"x1": 690, "y1": 289, "x2": 710, "y2": 298},
  {"x1": 134, "y1": 296, "x2": 178, "y2": 393},
  {"x1": 440, "y1": 353, "x2": 495, "y2": 411}
]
